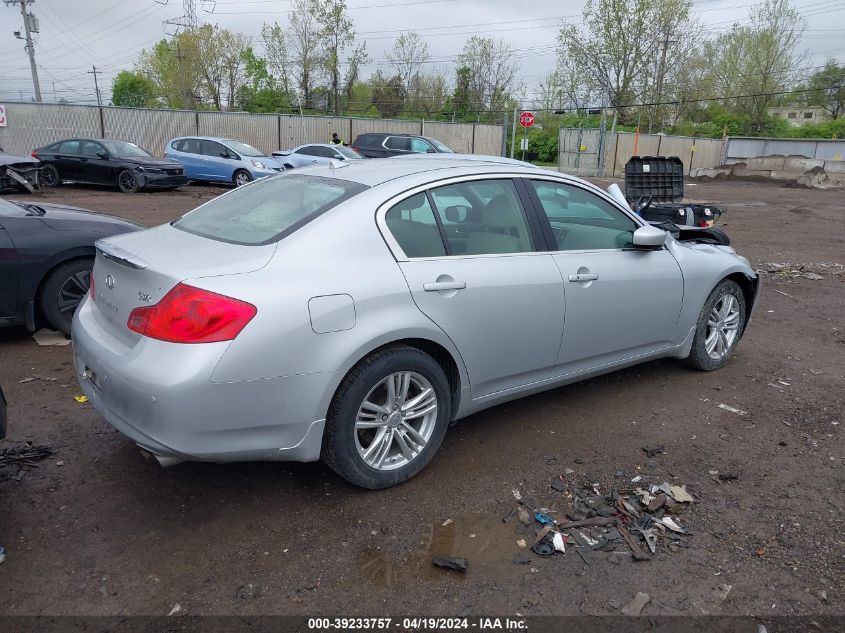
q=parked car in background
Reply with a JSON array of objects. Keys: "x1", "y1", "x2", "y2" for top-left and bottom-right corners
[
  {"x1": 73, "y1": 157, "x2": 759, "y2": 489},
  {"x1": 0, "y1": 147, "x2": 40, "y2": 193},
  {"x1": 33, "y1": 139, "x2": 187, "y2": 193},
  {"x1": 0, "y1": 197, "x2": 142, "y2": 334},
  {"x1": 166, "y1": 137, "x2": 284, "y2": 186},
  {"x1": 351, "y1": 133, "x2": 454, "y2": 158},
  {"x1": 272, "y1": 144, "x2": 364, "y2": 169}
]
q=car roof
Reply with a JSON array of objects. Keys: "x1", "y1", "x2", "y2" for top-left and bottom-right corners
[
  {"x1": 288, "y1": 156, "x2": 567, "y2": 188},
  {"x1": 170, "y1": 136, "x2": 236, "y2": 142}
]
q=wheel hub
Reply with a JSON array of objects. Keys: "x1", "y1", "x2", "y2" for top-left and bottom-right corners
[{"x1": 387, "y1": 411, "x2": 402, "y2": 428}]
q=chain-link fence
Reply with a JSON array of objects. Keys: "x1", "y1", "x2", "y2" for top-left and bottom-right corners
[{"x1": 0, "y1": 102, "x2": 505, "y2": 158}]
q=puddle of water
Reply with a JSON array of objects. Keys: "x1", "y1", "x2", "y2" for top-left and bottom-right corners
[{"x1": 358, "y1": 516, "x2": 520, "y2": 587}]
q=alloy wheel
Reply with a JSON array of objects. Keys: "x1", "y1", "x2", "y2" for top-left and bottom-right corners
[
  {"x1": 705, "y1": 294, "x2": 741, "y2": 360},
  {"x1": 354, "y1": 371, "x2": 439, "y2": 471},
  {"x1": 58, "y1": 270, "x2": 90, "y2": 316},
  {"x1": 235, "y1": 171, "x2": 251, "y2": 186},
  {"x1": 118, "y1": 171, "x2": 137, "y2": 192}
]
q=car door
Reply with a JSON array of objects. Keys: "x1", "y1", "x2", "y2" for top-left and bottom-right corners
[
  {"x1": 383, "y1": 136, "x2": 410, "y2": 157},
  {"x1": 201, "y1": 140, "x2": 235, "y2": 181},
  {"x1": 0, "y1": 219, "x2": 18, "y2": 318},
  {"x1": 54, "y1": 139, "x2": 82, "y2": 180},
  {"x1": 410, "y1": 138, "x2": 435, "y2": 154},
  {"x1": 382, "y1": 178, "x2": 565, "y2": 398},
  {"x1": 170, "y1": 138, "x2": 207, "y2": 180},
  {"x1": 294, "y1": 146, "x2": 324, "y2": 166},
  {"x1": 525, "y1": 179, "x2": 683, "y2": 375},
  {"x1": 78, "y1": 140, "x2": 111, "y2": 184}
]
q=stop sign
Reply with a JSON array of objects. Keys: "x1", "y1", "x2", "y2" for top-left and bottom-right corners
[{"x1": 519, "y1": 111, "x2": 534, "y2": 128}]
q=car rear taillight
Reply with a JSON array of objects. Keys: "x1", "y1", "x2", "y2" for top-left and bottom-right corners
[
  {"x1": 31, "y1": 151, "x2": 38, "y2": 158},
  {"x1": 127, "y1": 283, "x2": 256, "y2": 344},
  {"x1": 351, "y1": 146, "x2": 361, "y2": 152}
]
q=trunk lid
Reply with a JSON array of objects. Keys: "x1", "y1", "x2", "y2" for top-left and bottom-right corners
[{"x1": 90, "y1": 224, "x2": 276, "y2": 346}]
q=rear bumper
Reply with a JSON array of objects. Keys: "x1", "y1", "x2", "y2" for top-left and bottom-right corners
[{"x1": 71, "y1": 298, "x2": 333, "y2": 463}]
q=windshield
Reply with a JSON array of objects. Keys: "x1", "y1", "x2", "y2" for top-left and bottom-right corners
[
  {"x1": 100, "y1": 140, "x2": 153, "y2": 158},
  {"x1": 426, "y1": 137, "x2": 454, "y2": 153},
  {"x1": 173, "y1": 174, "x2": 367, "y2": 245},
  {"x1": 223, "y1": 140, "x2": 264, "y2": 157},
  {"x1": 336, "y1": 146, "x2": 363, "y2": 159}
]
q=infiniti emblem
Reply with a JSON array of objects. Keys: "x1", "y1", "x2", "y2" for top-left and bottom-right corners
[{"x1": 105, "y1": 274, "x2": 115, "y2": 289}]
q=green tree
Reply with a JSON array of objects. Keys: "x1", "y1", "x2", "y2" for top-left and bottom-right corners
[
  {"x1": 806, "y1": 61, "x2": 845, "y2": 119},
  {"x1": 111, "y1": 71, "x2": 157, "y2": 108},
  {"x1": 288, "y1": 0, "x2": 323, "y2": 109},
  {"x1": 370, "y1": 71, "x2": 405, "y2": 118},
  {"x1": 236, "y1": 47, "x2": 293, "y2": 113},
  {"x1": 456, "y1": 36, "x2": 520, "y2": 115},
  {"x1": 314, "y1": 0, "x2": 355, "y2": 114}
]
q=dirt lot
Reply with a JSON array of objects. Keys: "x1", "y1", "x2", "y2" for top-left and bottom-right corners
[{"x1": 0, "y1": 178, "x2": 842, "y2": 621}]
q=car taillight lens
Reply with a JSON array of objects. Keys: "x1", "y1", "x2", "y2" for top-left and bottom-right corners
[
  {"x1": 127, "y1": 283, "x2": 256, "y2": 344},
  {"x1": 351, "y1": 146, "x2": 361, "y2": 152},
  {"x1": 31, "y1": 151, "x2": 38, "y2": 158}
]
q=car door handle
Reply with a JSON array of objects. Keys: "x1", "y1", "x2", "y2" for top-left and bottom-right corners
[
  {"x1": 423, "y1": 281, "x2": 466, "y2": 292},
  {"x1": 568, "y1": 273, "x2": 599, "y2": 282}
]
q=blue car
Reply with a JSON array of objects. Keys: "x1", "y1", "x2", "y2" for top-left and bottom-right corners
[{"x1": 165, "y1": 136, "x2": 284, "y2": 186}]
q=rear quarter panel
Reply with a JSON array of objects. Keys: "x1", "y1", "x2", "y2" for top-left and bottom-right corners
[{"x1": 203, "y1": 187, "x2": 469, "y2": 423}]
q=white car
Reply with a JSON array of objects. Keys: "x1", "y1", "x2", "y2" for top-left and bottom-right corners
[{"x1": 272, "y1": 144, "x2": 364, "y2": 169}]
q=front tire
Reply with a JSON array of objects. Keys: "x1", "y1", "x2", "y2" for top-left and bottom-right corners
[
  {"x1": 233, "y1": 169, "x2": 252, "y2": 187},
  {"x1": 684, "y1": 279, "x2": 746, "y2": 371},
  {"x1": 322, "y1": 346, "x2": 451, "y2": 489},
  {"x1": 39, "y1": 258, "x2": 93, "y2": 335},
  {"x1": 117, "y1": 169, "x2": 139, "y2": 193},
  {"x1": 40, "y1": 163, "x2": 60, "y2": 187}
]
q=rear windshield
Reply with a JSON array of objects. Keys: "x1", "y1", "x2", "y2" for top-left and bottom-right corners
[{"x1": 173, "y1": 174, "x2": 367, "y2": 245}]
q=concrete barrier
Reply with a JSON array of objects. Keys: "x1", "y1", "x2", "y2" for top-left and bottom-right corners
[{"x1": 690, "y1": 157, "x2": 845, "y2": 189}]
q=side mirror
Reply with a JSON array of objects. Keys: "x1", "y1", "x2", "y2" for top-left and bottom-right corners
[
  {"x1": 219, "y1": 152, "x2": 230, "y2": 159},
  {"x1": 426, "y1": 148, "x2": 436, "y2": 153},
  {"x1": 632, "y1": 224, "x2": 667, "y2": 248},
  {"x1": 335, "y1": 155, "x2": 345, "y2": 160},
  {"x1": 97, "y1": 151, "x2": 109, "y2": 160}
]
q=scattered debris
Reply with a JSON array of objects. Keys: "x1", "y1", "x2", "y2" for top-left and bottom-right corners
[
  {"x1": 718, "y1": 403, "x2": 747, "y2": 416},
  {"x1": 167, "y1": 603, "x2": 184, "y2": 616},
  {"x1": 19, "y1": 375, "x2": 57, "y2": 384},
  {"x1": 631, "y1": 475, "x2": 643, "y2": 483},
  {"x1": 0, "y1": 546, "x2": 5, "y2": 564},
  {"x1": 531, "y1": 540, "x2": 555, "y2": 557},
  {"x1": 621, "y1": 592, "x2": 651, "y2": 616},
  {"x1": 517, "y1": 507, "x2": 531, "y2": 526},
  {"x1": 73, "y1": 395, "x2": 88, "y2": 404},
  {"x1": 55, "y1": 460, "x2": 65, "y2": 467},
  {"x1": 718, "y1": 471, "x2": 740, "y2": 482},
  {"x1": 432, "y1": 557, "x2": 468, "y2": 572},
  {"x1": 552, "y1": 533, "x2": 566, "y2": 553},
  {"x1": 770, "y1": 289, "x2": 791, "y2": 297},
  {"x1": 641, "y1": 445, "x2": 665, "y2": 458},
  {"x1": 534, "y1": 512, "x2": 554, "y2": 525},
  {"x1": 32, "y1": 329, "x2": 71, "y2": 347},
  {"x1": 715, "y1": 584, "x2": 733, "y2": 601},
  {"x1": 656, "y1": 517, "x2": 687, "y2": 534},
  {"x1": 759, "y1": 261, "x2": 843, "y2": 279},
  {"x1": 669, "y1": 485, "x2": 694, "y2": 503},
  {"x1": 516, "y1": 539, "x2": 527, "y2": 549},
  {"x1": 441, "y1": 519, "x2": 453, "y2": 527},
  {"x1": 550, "y1": 478, "x2": 566, "y2": 492},
  {"x1": 0, "y1": 443, "x2": 55, "y2": 468}
]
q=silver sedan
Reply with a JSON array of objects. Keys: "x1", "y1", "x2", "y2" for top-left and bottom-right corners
[
  {"x1": 72, "y1": 158, "x2": 759, "y2": 488},
  {"x1": 271, "y1": 143, "x2": 364, "y2": 169}
]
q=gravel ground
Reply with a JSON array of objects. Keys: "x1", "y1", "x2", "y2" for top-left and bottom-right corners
[{"x1": 0, "y1": 177, "x2": 842, "y2": 619}]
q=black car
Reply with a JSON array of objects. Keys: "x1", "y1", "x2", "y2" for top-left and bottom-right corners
[
  {"x1": 33, "y1": 139, "x2": 188, "y2": 193},
  {"x1": 0, "y1": 197, "x2": 142, "y2": 334},
  {"x1": 350, "y1": 133, "x2": 454, "y2": 158}
]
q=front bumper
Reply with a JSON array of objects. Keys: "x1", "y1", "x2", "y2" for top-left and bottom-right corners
[
  {"x1": 138, "y1": 172, "x2": 189, "y2": 189},
  {"x1": 72, "y1": 298, "x2": 332, "y2": 463},
  {"x1": 251, "y1": 166, "x2": 284, "y2": 180}
]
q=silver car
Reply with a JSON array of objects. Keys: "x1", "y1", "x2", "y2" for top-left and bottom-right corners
[
  {"x1": 72, "y1": 158, "x2": 760, "y2": 488},
  {"x1": 271, "y1": 144, "x2": 364, "y2": 169}
]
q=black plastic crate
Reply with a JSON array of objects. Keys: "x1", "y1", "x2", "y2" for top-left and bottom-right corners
[{"x1": 625, "y1": 156, "x2": 684, "y2": 203}]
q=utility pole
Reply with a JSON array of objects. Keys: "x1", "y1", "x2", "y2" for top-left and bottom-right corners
[
  {"x1": 6, "y1": 0, "x2": 42, "y2": 102},
  {"x1": 88, "y1": 65, "x2": 102, "y2": 107}
]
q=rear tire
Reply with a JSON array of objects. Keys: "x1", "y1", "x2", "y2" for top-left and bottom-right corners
[
  {"x1": 322, "y1": 346, "x2": 451, "y2": 489},
  {"x1": 233, "y1": 169, "x2": 252, "y2": 187},
  {"x1": 39, "y1": 258, "x2": 93, "y2": 335},
  {"x1": 40, "y1": 164, "x2": 60, "y2": 187},
  {"x1": 684, "y1": 279, "x2": 746, "y2": 371},
  {"x1": 117, "y1": 169, "x2": 139, "y2": 193}
]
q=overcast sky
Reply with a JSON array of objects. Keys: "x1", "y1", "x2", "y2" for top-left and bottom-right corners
[{"x1": 1, "y1": 0, "x2": 843, "y2": 106}]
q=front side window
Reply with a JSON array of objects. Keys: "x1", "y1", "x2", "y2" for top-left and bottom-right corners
[
  {"x1": 296, "y1": 146, "x2": 321, "y2": 157},
  {"x1": 530, "y1": 180, "x2": 636, "y2": 251},
  {"x1": 426, "y1": 137, "x2": 453, "y2": 153},
  {"x1": 173, "y1": 174, "x2": 366, "y2": 245},
  {"x1": 224, "y1": 140, "x2": 264, "y2": 157},
  {"x1": 429, "y1": 179, "x2": 534, "y2": 255},
  {"x1": 80, "y1": 140, "x2": 104, "y2": 157},
  {"x1": 101, "y1": 140, "x2": 152, "y2": 157},
  {"x1": 410, "y1": 138, "x2": 433, "y2": 153},
  {"x1": 385, "y1": 193, "x2": 446, "y2": 258}
]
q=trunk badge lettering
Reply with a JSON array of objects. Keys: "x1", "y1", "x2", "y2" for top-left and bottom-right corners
[
  {"x1": 138, "y1": 291, "x2": 153, "y2": 303},
  {"x1": 105, "y1": 274, "x2": 115, "y2": 289}
]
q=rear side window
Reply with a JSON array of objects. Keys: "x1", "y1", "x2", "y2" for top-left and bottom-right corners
[
  {"x1": 173, "y1": 175, "x2": 367, "y2": 245},
  {"x1": 385, "y1": 136, "x2": 411, "y2": 151},
  {"x1": 385, "y1": 193, "x2": 446, "y2": 258},
  {"x1": 58, "y1": 140, "x2": 80, "y2": 154},
  {"x1": 171, "y1": 139, "x2": 184, "y2": 151}
]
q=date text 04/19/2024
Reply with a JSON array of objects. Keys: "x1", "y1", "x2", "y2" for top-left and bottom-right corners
[{"x1": 306, "y1": 618, "x2": 528, "y2": 630}]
